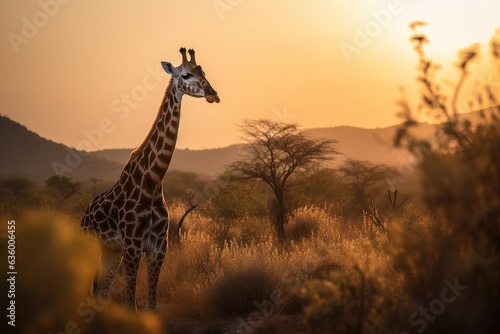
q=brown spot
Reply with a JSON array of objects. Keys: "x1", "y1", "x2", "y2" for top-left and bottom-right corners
[
  {"x1": 113, "y1": 184, "x2": 123, "y2": 194},
  {"x1": 122, "y1": 182, "x2": 135, "y2": 194},
  {"x1": 163, "y1": 141, "x2": 173, "y2": 150},
  {"x1": 165, "y1": 111, "x2": 172, "y2": 123},
  {"x1": 132, "y1": 172, "x2": 142, "y2": 187},
  {"x1": 158, "y1": 154, "x2": 171, "y2": 165},
  {"x1": 124, "y1": 211, "x2": 136, "y2": 222},
  {"x1": 142, "y1": 173, "x2": 157, "y2": 189},
  {"x1": 139, "y1": 191, "x2": 152, "y2": 203},
  {"x1": 135, "y1": 220, "x2": 149, "y2": 236},
  {"x1": 152, "y1": 223, "x2": 165, "y2": 234},
  {"x1": 165, "y1": 127, "x2": 176, "y2": 141},
  {"x1": 156, "y1": 238, "x2": 164, "y2": 248},
  {"x1": 95, "y1": 211, "x2": 106, "y2": 222},
  {"x1": 124, "y1": 200, "x2": 136, "y2": 211},
  {"x1": 150, "y1": 130, "x2": 159, "y2": 144},
  {"x1": 151, "y1": 162, "x2": 164, "y2": 177}
]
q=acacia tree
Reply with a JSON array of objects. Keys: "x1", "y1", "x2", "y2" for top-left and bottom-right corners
[
  {"x1": 0, "y1": 177, "x2": 38, "y2": 215},
  {"x1": 229, "y1": 119, "x2": 338, "y2": 240},
  {"x1": 45, "y1": 175, "x2": 81, "y2": 201},
  {"x1": 338, "y1": 159, "x2": 398, "y2": 216}
]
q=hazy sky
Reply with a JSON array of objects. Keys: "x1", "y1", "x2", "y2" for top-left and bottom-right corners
[{"x1": 1, "y1": 0, "x2": 499, "y2": 150}]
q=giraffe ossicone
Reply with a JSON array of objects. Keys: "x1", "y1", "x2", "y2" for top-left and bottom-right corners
[{"x1": 81, "y1": 47, "x2": 219, "y2": 311}]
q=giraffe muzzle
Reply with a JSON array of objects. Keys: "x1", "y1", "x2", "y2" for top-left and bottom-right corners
[{"x1": 205, "y1": 87, "x2": 220, "y2": 103}]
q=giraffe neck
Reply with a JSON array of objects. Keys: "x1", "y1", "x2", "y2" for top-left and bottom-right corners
[{"x1": 123, "y1": 78, "x2": 182, "y2": 193}]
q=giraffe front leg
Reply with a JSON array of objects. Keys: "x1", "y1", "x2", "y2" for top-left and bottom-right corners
[
  {"x1": 123, "y1": 242, "x2": 142, "y2": 311},
  {"x1": 145, "y1": 238, "x2": 167, "y2": 311},
  {"x1": 95, "y1": 245, "x2": 122, "y2": 303}
]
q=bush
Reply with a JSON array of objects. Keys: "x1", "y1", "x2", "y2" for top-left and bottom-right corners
[
  {"x1": 390, "y1": 24, "x2": 500, "y2": 333},
  {"x1": 286, "y1": 206, "x2": 330, "y2": 241},
  {"x1": 300, "y1": 266, "x2": 403, "y2": 334},
  {"x1": 0, "y1": 210, "x2": 163, "y2": 334},
  {"x1": 0, "y1": 176, "x2": 41, "y2": 215},
  {"x1": 207, "y1": 239, "x2": 290, "y2": 317},
  {"x1": 208, "y1": 262, "x2": 279, "y2": 317}
]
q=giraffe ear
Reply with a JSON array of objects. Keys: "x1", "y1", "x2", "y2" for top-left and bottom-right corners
[{"x1": 161, "y1": 61, "x2": 176, "y2": 74}]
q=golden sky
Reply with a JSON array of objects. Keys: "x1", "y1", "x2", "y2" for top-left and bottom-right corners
[{"x1": 1, "y1": 0, "x2": 499, "y2": 150}]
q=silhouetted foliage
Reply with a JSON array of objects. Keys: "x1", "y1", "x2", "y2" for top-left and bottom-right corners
[
  {"x1": 301, "y1": 266, "x2": 392, "y2": 334},
  {"x1": 0, "y1": 210, "x2": 163, "y2": 334},
  {"x1": 0, "y1": 176, "x2": 40, "y2": 215},
  {"x1": 393, "y1": 23, "x2": 500, "y2": 333},
  {"x1": 45, "y1": 175, "x2": 82, "y2": 201},
  {"x1": 299, "y1": 24, "x2": 500, "y2": 334},
  {"x1": 203, "y1": 176, "x2": 264, "y2": 247},
  {"x1": 170, "y1": 189, "x2": 199, "y2": 245},
  {"x1": 288, "y1": 167, "x2": 346, "y2": 211},
  {"x1": 338, "y1": 159, "x2": 398, "y2": 217},
  {"x1": 0, "y1": 176, "x2": 36, "y2": 198},
  {"x1": 163, "y1": 170, "x2": 211, "y2": 201}
]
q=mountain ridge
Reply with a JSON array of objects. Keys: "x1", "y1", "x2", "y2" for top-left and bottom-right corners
[
  {"x1": 0, "y1": 114, "x2": 434, "y2": 184},
  {"x1": 0, "y1": 115, "x2": 123, "y2": 184}
]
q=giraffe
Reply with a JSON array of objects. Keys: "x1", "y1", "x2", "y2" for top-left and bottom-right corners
[{"x1": 81, "y1": 47, "x2": 219, "y2": 311}]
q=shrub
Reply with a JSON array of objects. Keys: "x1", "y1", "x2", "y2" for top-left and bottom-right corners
[
  {"x1": 301, "y1": 266, "x2": 402, "y2": 334},
  {"x1": 0, "y1": 210, "x2": 163, "y2": 334},
  {"x1": 0, "y1": 176, "x2": 41, "y2": 215},
  {"x1": 207, "y1": 241, "x2": 285, "y2": 317},
  {"x1": 391, "y1": 24, "x2": 500, "y2": 333},
  {"x1": 208, "y1": 263, "x2": 279, "y2": 317},
  {"x1": 286, "y1": 206, "x2": 329, "y2": 241}
]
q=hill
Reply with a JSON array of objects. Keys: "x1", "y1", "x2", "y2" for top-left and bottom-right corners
[
  {"x1": 93, "y1": 124, "x2": 436, "y2": 174},
  {"x1": 92, "y1": 145, "x2": 245, "y2": 177},
  {"x1": 0, "y1": 114, "x2": 436, "y2": 184},
  {"x1": 306, "y1": 123, "x2": 435, "y2": 165},
  {"x1": 0, "y1": 115, "x2": 123, "y2": 184}
]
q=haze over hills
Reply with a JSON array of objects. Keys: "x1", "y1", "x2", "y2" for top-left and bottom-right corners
[
  {"x1": 93, "y1": 125, "x2": 435, "y2": 173},
  {"x1": 0, "y1": 114, "x2": 435, "y2": 185},
  {"x1": 0, "y1": 115, "x2": 124, "y2": 184},
  {"x1": 91, "y1": 145, "x2": 246, "y2": 177}
]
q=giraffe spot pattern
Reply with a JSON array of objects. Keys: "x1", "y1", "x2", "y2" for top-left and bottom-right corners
[{"x1": 80, "y1": 51, "x2": 217, "y2": 310}]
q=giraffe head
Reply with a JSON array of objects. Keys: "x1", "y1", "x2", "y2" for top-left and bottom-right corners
[{"x1": 161, "y1": 48, "x2": 220, "y2": 103}]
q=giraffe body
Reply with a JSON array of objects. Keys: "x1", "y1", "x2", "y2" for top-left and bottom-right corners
[{"x1": 81, "y1": 48, "x2": 219, "y2": 311}]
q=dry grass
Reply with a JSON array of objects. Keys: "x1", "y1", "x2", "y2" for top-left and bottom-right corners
[
  {"x1": 132, "y1": 203, "x2": 396, "y2": 326},
  {"x1": 286, "y1": 205, "x2": 326, "y2": 241},
  {"x1": 9, "y1": 195, "x2": 495, "y2": 333}
]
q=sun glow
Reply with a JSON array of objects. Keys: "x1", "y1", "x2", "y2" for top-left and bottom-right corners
[
  {"x1": 1, "y1": 1, "x2": 499, "y2": 149},
  {"x1": 396, "y1": 0, "x2": 499, "y2": 54}
]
